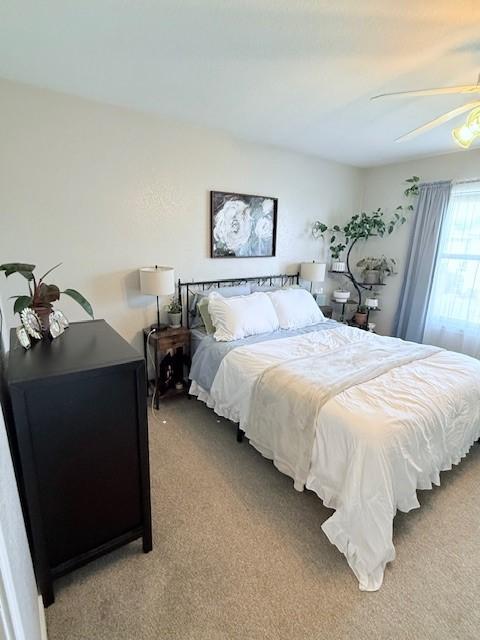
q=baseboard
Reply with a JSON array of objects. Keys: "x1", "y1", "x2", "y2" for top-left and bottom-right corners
[{"x1": 38, "y1": 595, "x2": 48, "y2": 640}]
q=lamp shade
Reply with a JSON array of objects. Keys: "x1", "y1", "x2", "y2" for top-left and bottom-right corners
[
  {"x1": 139, "y1": 266, "x2": 175, "y2": 296},
  {"x1": 300, "y1": 262, "x2": 326, "y2": 283}
]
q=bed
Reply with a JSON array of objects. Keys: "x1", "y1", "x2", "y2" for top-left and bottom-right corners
[{"x1": 180, "y1": 275, "x2": 480, "y2": 591}]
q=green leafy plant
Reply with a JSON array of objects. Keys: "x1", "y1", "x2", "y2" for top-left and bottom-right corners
[
  {"x1": 0, "y1": 262, "x2": 94, "y2": 318},
  {"x1": 330, "y1": 245, "x2": 347, "y2": 260},
  {"x1": 312, "y1": 177, "x2": 419, "y2": 261},
  {"x1": 404, "y1": 176, "x2": 420, "y2": 198},
  {"x1": 312, "y1": 176, "x2": 420, "y2": 308},
  {"x1": 356, "y1": 256, "x2": 397, "y2": 279},
  {"x1": 167, "y1": 298, "x2": 182, "y2": 314}
]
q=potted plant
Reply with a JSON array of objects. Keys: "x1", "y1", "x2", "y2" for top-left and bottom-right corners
[
  {"x1": 356, "y1": 257, "x2": 380, "y2": 284},
  {"x1": 375, "y1": 256, "x2": 397, "y2": 283},
  {"x1": 357, "y1": 256, "x2": 396, "y2": 284},
  {"x1": 353, "y1": 305, "x2": 368, "y2": 327},
  {"x1": 167, "y1": 299, "x2": 182, "y2": 328},
  {"x1": 312, "y1": 176, "x2": 419, "y2": 306},
  {"x1": 0, "y1": 262, "x2": 93, "y2": 334},
  {"x1": 329, "y1": 244, "x2": 347, "y2": 272}
]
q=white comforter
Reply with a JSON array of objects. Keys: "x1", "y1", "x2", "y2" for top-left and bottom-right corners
[{"x1": 190, "y1": 325, "x2": 480, "y2": 590}]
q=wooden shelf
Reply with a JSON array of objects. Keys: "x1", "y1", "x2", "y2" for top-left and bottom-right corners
[
  {"x1": 328, "y1": 271, "x2": 386, "y2": 285},
  {"x1": 358, "y1": 282, "x2": 386, "y2": 286}
]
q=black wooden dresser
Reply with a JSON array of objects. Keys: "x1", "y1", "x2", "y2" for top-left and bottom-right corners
[{"x1": 7, "y1": 319, "x2": 152, "y2": 606}]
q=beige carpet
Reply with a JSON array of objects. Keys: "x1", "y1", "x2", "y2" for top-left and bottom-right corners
[{"x1": 46, "y1": 397, "x2": 480, "y2": 640}]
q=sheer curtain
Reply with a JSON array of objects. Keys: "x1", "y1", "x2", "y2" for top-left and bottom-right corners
[{"x1": 424, "y1": 181, "x2": 480, "y2": 358}]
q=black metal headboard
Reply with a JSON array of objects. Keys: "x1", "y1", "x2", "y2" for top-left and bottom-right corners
[{"x1": 177, "y1": 273, "x2": 300, "y2": 329}]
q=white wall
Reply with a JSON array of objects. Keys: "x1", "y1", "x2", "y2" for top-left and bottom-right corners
[
  {"x1": 2, "y1": 77, "x2": 479, "y2": 342},
  {"x1": 361, "y1": 150, "x2": 480, "y2": 335},
  {"x1": 0, "y1": 297, "x2": 44, "y2": 640},
  {"x1": 0, "y1": 79, "x2": 363, "y2": 350},
  {"x1": 0, "y1": 78, "x2": 361, "y2": 639}
]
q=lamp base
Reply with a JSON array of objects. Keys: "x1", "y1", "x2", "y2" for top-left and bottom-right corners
[{"x1": 150, "y1": 323, "x2": 169, "y2": 332}]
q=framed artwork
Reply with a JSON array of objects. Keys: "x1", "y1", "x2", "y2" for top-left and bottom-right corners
[{"x1": 210, "y1": 191, "x2": 278, "y2": 258}]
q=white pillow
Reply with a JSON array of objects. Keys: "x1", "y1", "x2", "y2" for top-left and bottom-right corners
[
  {"x1": 267, "y1": 288, "x2": 325, "y2": 329},
  {"x1": 208, "y1": 292, "x2": 279, "y2": 342}
]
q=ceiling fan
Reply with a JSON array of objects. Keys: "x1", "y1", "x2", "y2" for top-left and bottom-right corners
[{"x1": 371, "y1": 73, "x2": 480, "y2": 148}]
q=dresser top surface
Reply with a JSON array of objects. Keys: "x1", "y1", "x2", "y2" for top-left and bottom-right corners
[{"x1": 8, "y1": 320, "x2": 142, "y2": 384}]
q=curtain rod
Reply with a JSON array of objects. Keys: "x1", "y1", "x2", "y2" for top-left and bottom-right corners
[{"x1": 453, "y1": 178, "x2": 480, "y2": 185}]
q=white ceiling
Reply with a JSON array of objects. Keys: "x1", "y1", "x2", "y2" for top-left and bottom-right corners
[{"x1": 1, "y1": 1, "x2": 480, "y2": 167}]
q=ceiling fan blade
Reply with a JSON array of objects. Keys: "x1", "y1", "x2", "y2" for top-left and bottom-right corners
[
  {"x1": 395, "y1": 101, "x2": 480, "y2": 142},
  {"x1": 371, "y1": 85, "x2": 480, "y2": 100}
]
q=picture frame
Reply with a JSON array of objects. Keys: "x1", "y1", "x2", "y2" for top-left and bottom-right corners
[{"x1": 210, "y1": 190, "x2": 278, "y2": 258}]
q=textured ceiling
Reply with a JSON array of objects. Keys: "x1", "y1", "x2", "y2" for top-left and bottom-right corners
[{"x1": 1, "y1": 1, "x2": 480, "y2": 167}]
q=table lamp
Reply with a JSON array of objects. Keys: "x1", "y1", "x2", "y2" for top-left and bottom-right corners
[
  {"x1": 300, "y1": 262, "x2": 326, "y2": 293},
  {"x1": 140, "y1": 266, "x2": 175, "y2": 331}
]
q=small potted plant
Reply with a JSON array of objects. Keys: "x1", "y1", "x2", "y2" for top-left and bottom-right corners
[
  {"x1": 375, "y1": 256, "x2": 397, "y2": 283},
  {"x1": 167, "y1": 299, "x2": 182, "y2": 328},
  {"x1": 353, "y1": 305, "x2": 368, "y2": 327},
  {"x1": 356, "y1": 256, "x2": 397, "y2": 284},
  {"x1": 356, "y1": 257, "x2": 380, "y2": 284},
  {"x1": 330, "y1": 244, "x2": 347, "y2": 272}
]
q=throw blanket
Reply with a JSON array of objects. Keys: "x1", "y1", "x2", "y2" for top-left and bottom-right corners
[{"x1": 247, "y1": 335, "x2": 442, "y2": 492}]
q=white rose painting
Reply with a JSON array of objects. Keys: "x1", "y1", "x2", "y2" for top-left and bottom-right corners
[{"x1": 211, "y1": 191, "x2": 277, "y2": 258}]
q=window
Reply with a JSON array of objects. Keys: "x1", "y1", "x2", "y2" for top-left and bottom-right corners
[{"x1": 424, "y1": 181, "x2": 480, "y2": 357}]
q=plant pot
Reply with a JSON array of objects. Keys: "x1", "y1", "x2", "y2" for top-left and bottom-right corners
[
  {"x1": 32, "y1": 305, "x2": 53, "y2": 336},
  {"x1": 331, "y1": 261, "x2": 346, "y2": 273},
  {"x1": 333, "y1": 290, "x2": 350, "y2": 303},
  {"x1": 364, "y1": 270, "x2": 380, "y2": 284},
  {"x1": 365, "y1": 297, "x2": 378, "y2": 308},
  {"x1": 168, "y1": 312, "x2": 182, "y2": 328},
  {"x1": 353, "y1": 312, "x2": 368, "y2": 327}
]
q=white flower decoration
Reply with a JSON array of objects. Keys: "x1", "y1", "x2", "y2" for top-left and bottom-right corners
[
  {"x1": 214, "y1": 200, "x2": 252, "y2": 252},
  {"x1": 255, "y1": 216, "x2": 273, "y2": 240},
  {"x1": 262, "y1": 199, "x2": 274, "y2": 215}
]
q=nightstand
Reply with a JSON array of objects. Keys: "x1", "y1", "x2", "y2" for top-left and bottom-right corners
[{"x1": 143, "y1": 326, "x2": 191, "y2": 408}]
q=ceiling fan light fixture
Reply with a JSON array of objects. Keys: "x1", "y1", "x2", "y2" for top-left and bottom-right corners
[
  {"x1": 452, "y1": 124, "x2": 476, "y2": 149},
  {"x1": 466, "y1": 106, "x2": 480, "y2": 133}
]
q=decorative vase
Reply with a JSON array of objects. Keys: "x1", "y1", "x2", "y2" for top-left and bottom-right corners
[
  {"x1": 332, "y1": 261, "x2": 346, "y2": 273},
  {"x1": 364, "y1": 270, "x2": 380, "y2": 284},
  {"x1": 32, "y1": 305, "x2": 53, "y2": 336},
  {"x1": 168, "y1": 312, "x2": 182, "y2": 328}
]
